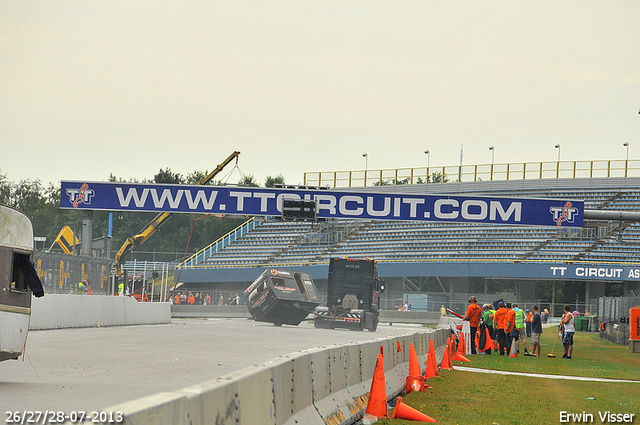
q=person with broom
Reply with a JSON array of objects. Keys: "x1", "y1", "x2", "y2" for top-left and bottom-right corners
[{"x1": 561, "y1": 305, "x2": 575, "y2": 359}]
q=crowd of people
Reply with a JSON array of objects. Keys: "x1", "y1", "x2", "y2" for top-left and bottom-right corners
[
  {"x1": 171, "y1": 291, "x2": 242, "y2": 306},
  {"x1": 462, "y1": 297, "x2": 578, "y2": 359}
]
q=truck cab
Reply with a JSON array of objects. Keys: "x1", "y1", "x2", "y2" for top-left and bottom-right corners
[{"x1": 314, "y1": 257, "x2": 383, "y2": 331}]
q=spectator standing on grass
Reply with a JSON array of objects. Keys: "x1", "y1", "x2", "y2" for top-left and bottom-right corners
[
  {"x1": 513, "y1": 303, "x2": 528, "y2": 354},
  {"x1": 504, "y1": 303, "x2": 516, "y2": 355},
  {"x1": 525, "y1": 309, "x2": 533, "y2": 339},
  {"x1": 494, "y1": 302, "x2": 508, "y2": 355},
  {"x1": 562, "y1": 305, "x2": 575, "y2": 359},
  {"x1": 529, "y1": 304, "x2": 543, "y2": 357},
  {"x1": 542, "y1": 309, "x2": 549, "y2": 323},
  {"x1": 464, "y1": 296, "x2": 482, "y2": 354}
]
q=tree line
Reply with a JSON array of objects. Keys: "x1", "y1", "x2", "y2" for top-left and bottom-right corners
[{"x1": 0, "y1": 169, "x2": 285, "y2": 262}]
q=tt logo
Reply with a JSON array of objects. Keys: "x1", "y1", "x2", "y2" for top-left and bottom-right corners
[
  {"x1": 549, "y1": 202, "x2": 578, "y2": 225},
  {"x1": 66, "y1": 183, "x2": 95, "y2": 207}
]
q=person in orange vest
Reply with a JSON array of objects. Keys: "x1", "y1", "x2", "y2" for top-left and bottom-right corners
[
  {"x1": 494, "y1": 301, "x2": 508, "y2": 355},
  {"x1": 174, "y1": 293, "x2": 181, "y2": 305},
  {"x1": 464, "y1": 296, "x2": 482, "y2": 354},
  {"x1": 187, "y1": 292, "x2": 195, "y2": 305},
  {"x1": 525, "y1": 308, "x2": 533, "y2": 340},
  {"x1": 504, "y1": 302, "x2": 517, "y2": 355}
]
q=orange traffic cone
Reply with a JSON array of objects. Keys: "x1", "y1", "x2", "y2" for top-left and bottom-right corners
[
  {"x1": 392, "y1": 397, "x2": 436, "y2": 423},
  {"x1": 405, "y1": 375, "x2": 426, "y2": 393},
  {"x1": 408, "y1": 343, "x2": 421, "y2": 376},
  {"x1": 453, "y1": 351, "x2": 470, "y2": 362},
  {"x1": 509, "y1": 338, "x2": 518, "y2": 358},
  {"x1": 482, "y1": 328, "x2": 494, "y2": 353},
  {"x1": 457, "y1": 333, "x2": 466, "y2": 356},
  {"x1": 425, "y1": 339, "x2": 439, "y2": 378},
  {"x1": 406, "y1": 343, "x2": 425, "y2": 393},
  {"x1": 475, "y1": 329, "x2": 480, "y2": 351},
  {"x1": 439, "y1": 345, "x2": 453, "y2": 370},
  {"x1": 365, "y1": 354, "x2": 388, "y2": 418}
]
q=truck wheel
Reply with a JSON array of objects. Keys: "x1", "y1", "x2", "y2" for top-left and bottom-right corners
[{"x1": 368, "y1": 316, "x2": 378, "y2": 332}]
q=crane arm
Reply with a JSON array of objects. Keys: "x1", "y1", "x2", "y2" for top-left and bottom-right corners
[{"x1": 114, "y1": 151, "x2": 241, "y2": 275}]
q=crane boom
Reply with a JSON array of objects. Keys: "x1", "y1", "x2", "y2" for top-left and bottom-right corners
[{"x1": 113, "y1": 151, "x2": 240, "y2": 275}]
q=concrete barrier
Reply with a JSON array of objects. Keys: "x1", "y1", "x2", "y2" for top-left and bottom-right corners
[
  {"x1": 30, "y1": 295, "x2": 171, "y2": 330},
  {"x1": 99, "y1": 328, "x2": 448, "y2": 425},
  {"x1": 171, "y1": 304, "x2": 252, "y2": 318},
  {"x1": 170, "y1": 305, "x2": 441, "y2": 324}
]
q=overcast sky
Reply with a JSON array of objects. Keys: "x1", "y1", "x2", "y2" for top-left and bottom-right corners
[{"x1": 1, "y1": 1, "x2": 639, "y2": 188}]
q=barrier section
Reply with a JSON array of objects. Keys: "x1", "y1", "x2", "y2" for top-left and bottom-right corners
[
  {"x1": 178, "y1": 379, "x2": 239, "y2": 425},
  {"x1": 102, "y1": 392, "x2": 186, "y2": 425},
  {"x1": 30, "y1": 295, "x2": 170, "y2": 329},
  {"x1": 97, "y1": 329, "x2": 448, "y2": 425}
]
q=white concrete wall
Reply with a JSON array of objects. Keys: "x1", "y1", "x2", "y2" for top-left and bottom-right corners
[
  {"x1": 97, "y1": 328, "x2": 449, "y2": 425},
  {"x1": 30, "y1": 295, "x2": 171, "y2": 330}
]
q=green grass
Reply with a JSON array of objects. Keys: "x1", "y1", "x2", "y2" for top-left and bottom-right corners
[{"x1": 376, "y1": 331, "x2": 640, "y2": 425}]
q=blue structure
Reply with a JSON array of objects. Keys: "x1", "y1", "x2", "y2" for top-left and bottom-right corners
[{"x1": 175, "y1": 177, "x2": 640, "y2": 315}]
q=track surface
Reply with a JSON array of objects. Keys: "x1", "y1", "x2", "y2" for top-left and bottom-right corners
[{"x1": 1, "y1": 318, "x2": 428, "y2": 414}]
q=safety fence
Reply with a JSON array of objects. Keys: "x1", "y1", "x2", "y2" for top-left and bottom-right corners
[
  {"x1": 600, "y1": 323, "x2": 630, "y2": 346},
  {"x1": 304, "y1": 159, "x2": 640, "y2": 188},
  {"x1": 95, "y1": 328, "x2": 448, "y2": 425},
  {"x1": 598, "y1": 296, "x2": 640, "y2": 323},
  {"x1": 34, "y1": 251, "x2": 112, "y2": 295}
]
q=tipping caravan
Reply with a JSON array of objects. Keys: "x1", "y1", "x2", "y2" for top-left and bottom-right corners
[
  {"x1": 244, "y1": 268, "x2": 320, "y2": 326},
  {"x1": 0, "y1": 204, "x2": 44, "y2": 362}
]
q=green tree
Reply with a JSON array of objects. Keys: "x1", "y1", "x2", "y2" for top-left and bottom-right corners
[
  {"x1": 238, "y1": 174, "x2": 259, "y2": 187},
  {"x1": 154, "y1": 168, "x2": 184, "y2": 184},
  {"x1": 265, "y1": 174, "x2": 285, "y2": 187},
  {"x1": 430, "y1": 172, "x2": 449, "y2": 183}
]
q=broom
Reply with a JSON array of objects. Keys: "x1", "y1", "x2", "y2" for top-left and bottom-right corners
[{"x1": 548, "y1": 326, "x2": 562, "y2": 358}]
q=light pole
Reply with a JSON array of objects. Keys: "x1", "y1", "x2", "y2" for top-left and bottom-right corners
[
  {"x1": 362, "y1": 153, "x2": 368, "y2": 186},
  {"x1": 624, "y1": 142, "x2": 629, "y2": 177},
  {"x1": 424, "y1": 150, "x2": 430, "y2": 183},
  {"x1": 555, "y1": 144, "x2": 561, "y2": 178},
  {"x1": 489, "y1": 146, "x2": 495, "y2": 180}
]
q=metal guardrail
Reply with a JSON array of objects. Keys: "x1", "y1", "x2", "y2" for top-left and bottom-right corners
[
  {"x1": 177, "y1": 256, "x2": 640, "y2": 270},
  {"x1": 304, "y1": 159, "x2": 640, "y2": 188},
  {"x1": 178, "y1": 218, "x2": 259, "y2": 268}
]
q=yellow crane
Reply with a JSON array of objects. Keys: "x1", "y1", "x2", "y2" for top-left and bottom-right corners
[{"x1": 113, "y1": 151, "x2": 240, "y2": 276}]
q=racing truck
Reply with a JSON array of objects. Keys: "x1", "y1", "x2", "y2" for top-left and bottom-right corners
[{"x1": 314, "y1": 257, "x2": 383, "y2": 332}]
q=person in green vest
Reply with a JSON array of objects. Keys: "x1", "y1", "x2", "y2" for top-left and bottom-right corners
[
  {"x1": 513, "y1": 303, "x2": 528, "y2": 355},
  {"x1": 72, "y1": 280, "x2": 87, "y2": 295},
  {"x1": 118, "y1": 282, "x2": 125, "y2": 296},
  {"x1": 482, "y1": 303, "x2": 495, "y2": 355}
]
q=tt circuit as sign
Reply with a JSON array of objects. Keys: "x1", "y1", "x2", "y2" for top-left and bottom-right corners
[{"x1": 60, "y1": 181, "x2": 584, "y2": 227}]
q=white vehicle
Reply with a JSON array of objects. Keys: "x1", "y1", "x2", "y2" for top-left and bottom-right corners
[{"x1": 0, "y1": 204, "x2": 44, "y2": 362}]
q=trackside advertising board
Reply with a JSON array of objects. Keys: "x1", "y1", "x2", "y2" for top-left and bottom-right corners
[{"x1": 60, "y1": 181, "x2": 584, "y2": 227}]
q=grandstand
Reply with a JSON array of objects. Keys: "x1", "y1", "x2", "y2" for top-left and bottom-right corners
[{"x1": 177, "y1": 176, "x2": 640, "y2": 315}]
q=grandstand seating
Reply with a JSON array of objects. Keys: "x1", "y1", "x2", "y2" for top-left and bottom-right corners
[{"x1": 188, "y1": 178, "x2": 640, "y2": 267}]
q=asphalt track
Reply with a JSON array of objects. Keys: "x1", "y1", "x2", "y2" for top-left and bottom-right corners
[{"x1": 0, "y1": 318, "x2": 429, "y2": 415}]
